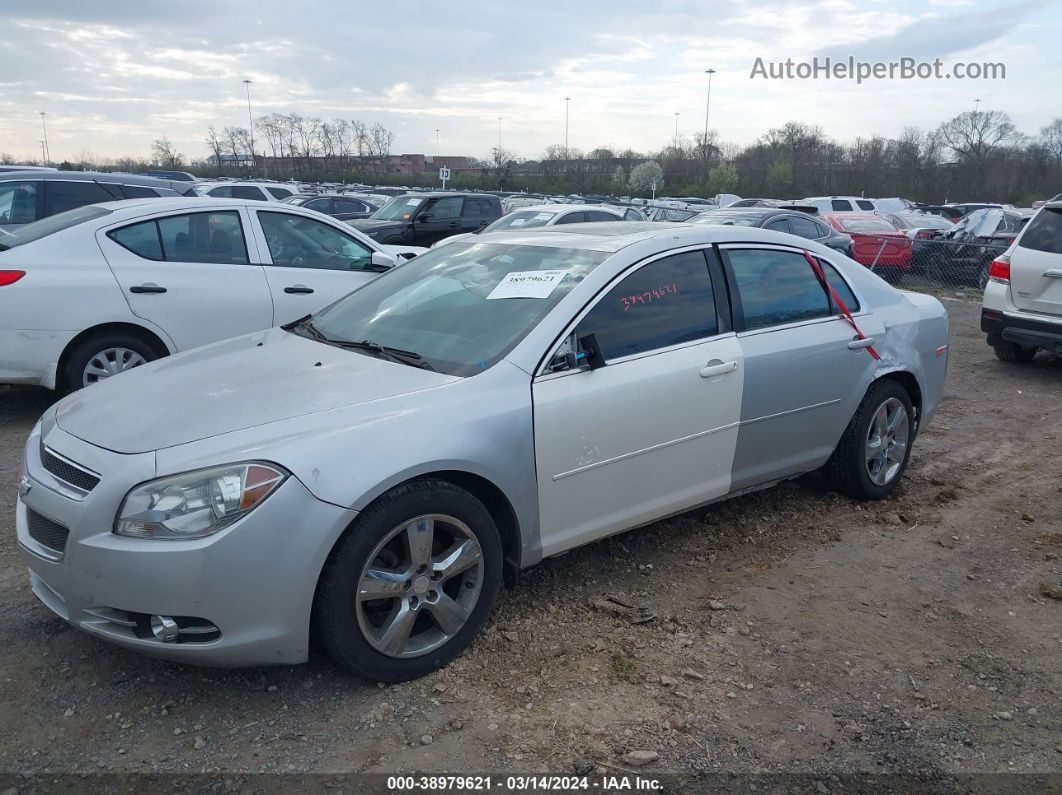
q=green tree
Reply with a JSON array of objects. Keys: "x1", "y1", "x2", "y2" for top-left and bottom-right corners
[
  {"x1": 706, "y1": 162, "x2": 738, "y2": 195},
  {"x1": 610, "y1": 165, "x2": 627, "y2": 194}
]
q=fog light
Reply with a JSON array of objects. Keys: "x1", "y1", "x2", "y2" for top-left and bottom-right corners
[{"x1": 150, "y1": 615, "x2": 180, "y2": 643}]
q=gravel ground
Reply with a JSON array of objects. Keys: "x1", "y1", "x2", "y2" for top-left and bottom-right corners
[{"x1": 0, "y1": 298, "x2": 1059, "y2": 791}]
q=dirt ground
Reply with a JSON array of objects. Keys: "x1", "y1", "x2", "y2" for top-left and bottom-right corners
[{"x1": 0, "y1": 298, "x2": 1059, "y2": 790}]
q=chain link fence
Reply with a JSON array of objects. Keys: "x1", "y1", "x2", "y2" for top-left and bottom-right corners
[{"x1": 850, "y1": 233, "x2": 1010, "y2": 297}]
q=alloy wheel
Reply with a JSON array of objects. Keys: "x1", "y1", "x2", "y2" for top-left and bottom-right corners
[
  {"x1": 355, "y1": 513, "x2": 483, "y2": 658},
  {"x1": 865, "y1": 397, "x2": 910, "y2": 486}
]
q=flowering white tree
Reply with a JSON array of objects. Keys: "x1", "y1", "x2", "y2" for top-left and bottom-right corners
[{"x1": 628, "y1": 160, "x2": 664, "y2": 196}]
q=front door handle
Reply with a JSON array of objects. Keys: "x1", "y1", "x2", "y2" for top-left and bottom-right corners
[
  {"x1": 284, "y1": 285, "x2": 315, "y2": 294},
  {"x1": 699, "y1": 360, "x2": 738, "y2": 378},
  {"x1": 848, "y1": 337, "x2": 877, "y2": 350},
  {"x1": 129, "y1": 283, "x2": 166, "y2": 294},
  {"x1": 1043, "y1": 269, "x2": 1062, "y2": 279}
]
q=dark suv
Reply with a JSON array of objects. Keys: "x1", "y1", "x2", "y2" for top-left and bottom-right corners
[
  {"x1": 348, "y1": 192, "x2": 502, "y2": 246},
  {"x1": 0, "y1": 170, "x2": 197, "y2": 231}
]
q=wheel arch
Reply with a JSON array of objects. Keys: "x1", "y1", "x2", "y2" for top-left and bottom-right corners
[
  {"x1": 872, "y1": 369, "x2": 923, "y2": 431},
  {"x1": 57, "y1": 322, "x2": 173, "y2": 388}
]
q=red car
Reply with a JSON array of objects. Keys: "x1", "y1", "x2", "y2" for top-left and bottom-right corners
[{"x1": 822, "y1": 212, "x2": 912, "y2": 284}]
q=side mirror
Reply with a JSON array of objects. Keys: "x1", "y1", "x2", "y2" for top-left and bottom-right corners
[
  {"x1": 415, "y1": 213, "x2": 433, "y2": 223},
  {"x1": 369, "y1": 251, "x2": 396, "y2": 272},
  {"x1": 577, "y1": 333, "x2": 606, "y2": 370}
]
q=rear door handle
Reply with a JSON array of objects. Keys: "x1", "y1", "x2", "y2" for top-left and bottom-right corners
[
  {"x1": 283, "y1": 285, "x2": 315, "y2": 294},
  {"x1": 1043, "y1": 269, "x2": 1062, "y2": 279},
  {"x1": 129, "y1": 284, "x2": 166, "y2": 294},
  {"x1": 699, "y1": 360, "x2": 738, "y2": 378},
  {"x1": 848, "y1": 337, "x2": 877, "y2": 350}
]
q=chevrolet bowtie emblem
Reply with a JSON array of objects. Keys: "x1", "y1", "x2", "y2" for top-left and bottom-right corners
[{"x1": 18, "y1": 476, "x2": 32, "y2": 499}]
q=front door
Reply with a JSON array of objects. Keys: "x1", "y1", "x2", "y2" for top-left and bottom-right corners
[
  {"x1": 252, "y1": 209, "x2": 381, "y2": 325},
  {"x1": 99, "y1": 208, "x2": 274, "y2": 351},
  {"x1": 533, "y1": 249, "x2": 743, "y2": 556}
]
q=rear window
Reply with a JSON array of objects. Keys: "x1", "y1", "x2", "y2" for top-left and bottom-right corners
[
  {"x1": 1018, "y1": 207, "x2": 1062, "y2": 254},
  {"x1": 0, "y1": 205, "x2": 112, "y2": 250},
  {"x1": 837, "y1": 218, "x2": 896, "y2": 234}
]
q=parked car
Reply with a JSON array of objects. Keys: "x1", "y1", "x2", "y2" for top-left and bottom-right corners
[
  {"x1": 193, "y1": 182, "x2": 296, "y2": 202},
  {"x1": 282, "y1": 193, "x2": 378, "y2": 221},
  {"x1": 688, "y1": 207, "x2": 854, "y2": 258},
  {"x1": 920, "y1": 203, "x2": 1005, "y2": 223},
  {"x1": 0, "y1": 198, "x2": 424, "y2": 391},
  {"x1": 143, "y1": 170, "x2": 198, "y2": 182},
  {"x1": 821, "y1": 212, "x2": 912, "y2": 284},
  {"x1": 431, "y1": 204, "x2": 641, "y2": 249},
  {"x1": 727, "y1": 198, "x2": 787, "y2": 208},
  {"x1": 925, "y1": 207, "x2": 1032, "y2": 287},
  {"x1": 644, "y1": 205, "x2": 700, "y2": 222},
  {"x1": 802, "y1": 196, "x2": 880, "y2": 213},
  {"x1": 0, "y1": 171, "x2": 196, "y2": 231},
  {"x1": 15, "y1": 223, "x2": 948, "y2": 679},
  {"x1": 981, "y1": 201, "x2": 1062, "y2": 362},
  {"x1": 348, "y1": 192, "x2": 502, "y2": 246}
]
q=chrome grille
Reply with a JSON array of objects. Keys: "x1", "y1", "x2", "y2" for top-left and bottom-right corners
[
  {"x1": 40, "y1": 444, "x2": 100, "y2": 493},
  {"x1": 27, "y1": 509, "x2": 69, "y2": 555}
]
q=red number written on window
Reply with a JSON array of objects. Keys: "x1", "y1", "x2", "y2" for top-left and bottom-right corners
[{"x1": 620, "y1": 282, "x2": 678, "y2": 311}]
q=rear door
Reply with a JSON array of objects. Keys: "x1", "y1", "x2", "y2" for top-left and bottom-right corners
[
  {"x1": 459, "y1": 198, "x2": 494, "y2": 233},
  {"x1": 99, "y1": 207, "x2": 274, "y2": 351},
  {"x1": 413, "y1": 196, "x2": 464, "y2": 244},
  {"x1": 721, "y1": 245, "x2": 883, "y2": 490},
  {"x1": 1009, "y1": 204, "x2": 1062, "y2": 315},
  {"x1": 250, "y1": 208, "x2": 380, "y2": 325}
]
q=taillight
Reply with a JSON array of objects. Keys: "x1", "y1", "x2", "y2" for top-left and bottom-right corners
[
  {"x1": 988, "y1": 255, "x2": 1010, "y2": 283},
  {"x1": 0, "y1": 270, "x2": 25, "y2": 286},
  {"x1": 915, "y1": 230, "x2": 934, "y2": 239}
]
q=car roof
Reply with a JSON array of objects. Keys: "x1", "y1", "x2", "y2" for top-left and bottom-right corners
[
  {"x1": 78, "y1": 197, "x2": 316, "y2": 219},
  {"x1": 0, "y1": 170, "x2": 191, "y2": 190},
  {"x1": 507, "y1": 203, "x2": 622, "y2": 214},
  {"x1": 821, "y1": 211, "x2": 884, "y2": 219}
]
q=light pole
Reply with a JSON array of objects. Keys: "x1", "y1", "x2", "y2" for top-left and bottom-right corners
[
  {"x1": 39, "y1": 112, "x2": 50, "y2": 163},
  {"x1": 674, "y1": 112, "x2": 680, "y2": 147},
  {"x1": 242, "y1": 79, "x2": 255, "y2": 174},
  {"x1": 974, "y1": 98, "x2": 981, "y2": 114},
  {"x1": 435, "y1": 129, "x2": 440, "y2": 159},
  {"x1": 702, "y1": 68, "x2": 716, "y2": 181},
  {"x1": 564, "y1": 97, "x2": 571, "y2": 159},
  {"x1": 498, "y1": 116, "x2": 503, "y2": 151},
  {"x1": 40, "y1": 140, "x2": 47, "y2": 164}
]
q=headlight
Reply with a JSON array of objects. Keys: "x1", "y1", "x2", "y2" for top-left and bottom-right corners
[{"x1": 115, "y1": 462, "x2": 287, "y2": 540}]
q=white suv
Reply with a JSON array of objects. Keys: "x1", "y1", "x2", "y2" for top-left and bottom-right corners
[{"x1": 981, "y1": 200, "x2": 1062, "y2": 362}]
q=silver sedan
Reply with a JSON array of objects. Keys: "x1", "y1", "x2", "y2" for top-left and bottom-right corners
[{"x1": 16, "y1": 222, "x2": 948, "y2": 681}]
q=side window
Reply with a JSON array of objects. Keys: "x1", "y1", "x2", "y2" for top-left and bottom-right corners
[
  {"x1": 335, "y1": 199, "x2": 363, "y2": 213},
  {"x1": 426, "y1": 197, "x2": 463, "y2": 219},
  {"x1": 624, "y1": 208, "x2": 643, "y2": 221},
  {"x1": 157, "y1": 211, "x2": 249, "y2": 265},
  {"x1": 108, "y1": 219, "x2": 163, "y2": 260},
  {"x1": 266, "y1": 187, "x2": 293, "y2": 200},
  {"x1": 727, "y1": 248, "x2": 831, "y2": 331},
  {"x1": 44, "y1": 181, "x2": 115, "y2": 216},
  {"x1": 0, "y1": 181, "x2": 39, "y2": 224},
  {"x1": 788, "y1": 215, "x2": 825, "y2": 239},
  {"x1": 831, "y1": 199, "x2": 853, "y2": 211},
  {"x1": 258, "y1": 211, "x2": 373, "y2": 271},
  {"x1": 231, "y1": 186, "x2": 265, "y2": 201},
  {"x1": 207, "y1": 186, "x2": 233, "y2": 198},
  {"x1": 554, "y1": 211, "x2": 585, "y2": 224},
  {"x1": 1019, "y1": 207, "x2": 1062, "y2": 254},
  {"x1": 304, "y1": 198, "x2": 332, "y2": 213},
  {"x1": 461, "y1": 198, "x2": 485, "y2": 217},
  {"x1": 822, "y1": 262, "x2": 859, "y2": 312},
  {"x1": 586, "y1": 211, "x2": 618, "y2": 222},
  {"x1": 856, "y1": 200, "x2": 875, "y2": 211},
  {"x1": 576, "y1": 251, "x2": 718, "y2": 361},
  {"x1": 764, "y1": 217, "x2": 790, "y2": 233},
  {"x1": 122, "y1": 185, "x2": 160, "y2": 199}
]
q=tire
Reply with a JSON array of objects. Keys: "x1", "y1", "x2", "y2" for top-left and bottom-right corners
[
  {"x1": 993, "y1": 342, "x2": 1037, "y2": 363},
  {"x1": 315, "y1": 478, "x2": 502, "y2": 682},
  {"x1": 61, "y1": 332, "x2": 163, "y2": 392},
  {"x1": 822, "y1": 379, "x2": 915, "y2": 501}
]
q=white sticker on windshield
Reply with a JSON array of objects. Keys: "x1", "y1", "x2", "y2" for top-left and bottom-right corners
[
  {"x1": 406, "y1": 198, "x2": 421, "y2": 206},
  {"x1": 487, "y1": 270, "x2": 567, "y2": 300},
  {"x1": 509, "y1": 218, "x2": 527, "y2": 226},
  {"x1": 534, "y1": 213, "x2": 553, "y2": 220}
]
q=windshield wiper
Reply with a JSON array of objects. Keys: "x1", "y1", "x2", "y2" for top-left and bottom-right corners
[
  {"x1": 283, "y1": 314, "x2": 329, "y2": 342},
  {"x1": 335, "y1": 339, "x2": 435, "y2": 370}
]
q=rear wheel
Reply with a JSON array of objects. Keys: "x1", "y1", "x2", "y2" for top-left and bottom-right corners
[
  {"x1": 61, "y1": 332, "x2": 162, "y2": 392},
  {"x1": 823, "y1": 379, "x2": 914, "y2": 501},
  {"x1": 315, "y1": 479, "x2": 502, "y2": 682},
  {"x1": 993, "y1": 341, "x2": 1037, "y2": 363}
]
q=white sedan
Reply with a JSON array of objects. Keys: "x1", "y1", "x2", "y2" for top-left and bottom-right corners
[
  {"x1": 0, "y1": 198, "x2": 424, "y2": 390},
  {"x1": 430, "y1": 204, "x2": 643, "y2": 249}
]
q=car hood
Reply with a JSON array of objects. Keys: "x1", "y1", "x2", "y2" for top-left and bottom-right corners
[
  {"x1": 347, "y1": 219, "x2": 407, "y2": 234},
  {"x1": 54, "y1": 328, "x2": 460, "y2": 454},
  {"x1": 431, "y1": 232, "x2": 473, "y2": 249}
]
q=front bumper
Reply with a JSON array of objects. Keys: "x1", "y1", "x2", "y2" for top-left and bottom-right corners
[
  {"x1": 981, "y1": 308, "x2": 1062, "y2": 352},
  {"x1": 17, "y1": 425, "x2": 357, "y2": 666}
]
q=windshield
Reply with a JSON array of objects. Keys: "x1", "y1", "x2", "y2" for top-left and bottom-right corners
[
  {"x1": 689, "y1": 213, "x2": 761, "y2": 227},
  {"x1": 309, "y1": 241, "x2": 608, "y2": 376},
  {"x1": 371, "y1": 196, "x2": 424, "y2": 221},
  {"x1": 0, "y1": 205, "x2": 112, "y2": 250},
  {"x1": 484, "y1": 210, "x2": 557, "y2": 232},
  {"x1": 836, "y1": 217, "x2": 897, "y2": 233}
]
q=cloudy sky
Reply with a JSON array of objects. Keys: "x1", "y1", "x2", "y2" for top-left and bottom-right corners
[{"x1": 0, "y1": 0, "x2": 1057, "y2": 164}]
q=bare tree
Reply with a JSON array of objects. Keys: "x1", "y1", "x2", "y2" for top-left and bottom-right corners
[
  {"x1": 938, "y1": 110, "x2": 1022, "y2": 174},
  {"x1": 150, "y1": 136, "x2": 183, "y2": 168},
  {"x1": 205, "y1": 126, "x2": 225, "y2": 175},
  {"x1": 1040, "y1": 117, "x2": 1062, "y2": 162}
]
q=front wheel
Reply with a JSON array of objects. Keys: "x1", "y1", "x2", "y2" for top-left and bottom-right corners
[
  {"x1": 315, "y1": 479, "x2": 502, "y2": 681},
  {"x1": 822, "y1": 380, "x2": 914, "y2": 500}
]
